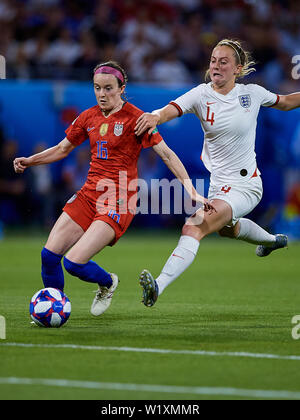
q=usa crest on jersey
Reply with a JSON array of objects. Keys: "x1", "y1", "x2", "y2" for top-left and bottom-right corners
[
  {"x1": 239, "y1": 94, "x2": 251, "y2": 108},
  {"x1": 114, "y1": 122, "x2": 123, "y2": 136}
]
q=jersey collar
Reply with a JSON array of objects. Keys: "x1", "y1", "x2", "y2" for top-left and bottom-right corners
[{"x1": 208, "y1": 82, "x2": 239, "y2": 101}]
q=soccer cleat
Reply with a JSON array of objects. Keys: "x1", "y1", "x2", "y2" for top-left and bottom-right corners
[
  {"x1": 256, "y1": 234, "x2": 288, "y2": 257},
  {"x1": 140, "y1": 269, "x2": 159, "y2": 307},
  {"x1": 90, "y1": 273, "x2": 119, "y2": 316}
]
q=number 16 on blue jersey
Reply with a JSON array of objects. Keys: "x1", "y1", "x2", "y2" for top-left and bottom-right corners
[{"x1": 96, "y1": 141, "x2": 108, "y2": 160}]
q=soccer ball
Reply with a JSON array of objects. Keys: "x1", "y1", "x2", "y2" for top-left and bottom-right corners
[{"x1": 30, "y1": 288, "x2": 71, "y2": 328}]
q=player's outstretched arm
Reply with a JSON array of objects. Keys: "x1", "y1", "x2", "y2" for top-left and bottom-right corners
[
  {"x1": 274, "y1": 92, "x2": 300, "y2": 111},
  {"x1": 135, "y1": 104, "x2": 180, "y2": 136},
  {"x1": 153, "y1": 140, "x2": 216, "y2": 214},
  {"x1": 13, "y1": 138, "x2": 76, "y2": 174}
]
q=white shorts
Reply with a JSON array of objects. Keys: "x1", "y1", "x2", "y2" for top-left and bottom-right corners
[{"x1": 208, "y1": 176, "x2": 263, "y2": 226}]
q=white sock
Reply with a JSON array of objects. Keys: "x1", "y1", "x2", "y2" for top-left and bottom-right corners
[
  {"x1": 237, "y1": 218, "x2": 276, "y2": 245},
  {"x1": 156, "y1": 235, "x2": 200, "y2": 295}
]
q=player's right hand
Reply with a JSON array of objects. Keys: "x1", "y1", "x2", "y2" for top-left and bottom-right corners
[
  {"x1": 13, "y1": 157, "x2": 30, "y2": 173},
  {"x1": 135, "y1": 113, "x2": 160, "y2": 136},
  {"x1": 193, "y1": 193, "x2": 217, "y2": 215}
]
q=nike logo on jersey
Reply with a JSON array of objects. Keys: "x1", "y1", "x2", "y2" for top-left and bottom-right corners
[
  {"x1": 87, "y1": 127, "x2": 95, "y2": 132},
  {"x1": 206, "y1": 102, "x2": 216, "y2": 105}
]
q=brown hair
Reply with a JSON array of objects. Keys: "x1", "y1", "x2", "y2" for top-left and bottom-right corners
[
  {"x1": 93, "y1": 61, "x2": 128, "y2": 87},
  {"x1": 205, "y1": 39, "x2": 256, "y2": 81}
]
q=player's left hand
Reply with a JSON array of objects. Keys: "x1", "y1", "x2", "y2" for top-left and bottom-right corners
[
  {"x1": 203, "y1": 198, "x2": 217, "y2": 214},
  {"x1": 135, "y1": 113, "x2": 159, "y2": 136}
]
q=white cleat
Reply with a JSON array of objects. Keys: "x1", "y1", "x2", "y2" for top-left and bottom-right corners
[{"x1": 90, "y1": 273, "x2": 119, "y2": 316}]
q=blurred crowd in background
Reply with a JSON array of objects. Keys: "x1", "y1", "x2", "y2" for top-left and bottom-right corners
[
  {"x1": 0, "y1": 0, "x2": 300, "y2": 237},
  {"x1": 0, "y1": 0, "x2": 299, "y2": 90}
]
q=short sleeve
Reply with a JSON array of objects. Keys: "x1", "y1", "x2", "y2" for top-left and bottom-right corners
[
  {"x1": 140, "y1": 127, "x2": 163, "y2": 149},
  {"x1": 170, "y1": 85, "x2": 203, "y2": 115},
  {"x1": 252, "y1": 84, "x2": 280, "y2": 107},
  {"x1": 65, "y1": 112, "x2": 88, "y2": 146}
]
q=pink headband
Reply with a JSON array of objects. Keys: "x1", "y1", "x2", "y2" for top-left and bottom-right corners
[{"x1": 94, "y1": 66, "x2": 125, "y2": 84}]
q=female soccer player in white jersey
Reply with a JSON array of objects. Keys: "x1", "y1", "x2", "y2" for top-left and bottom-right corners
[{"x1": 135, "y1": 38, "x2": 300, "y2": 307}]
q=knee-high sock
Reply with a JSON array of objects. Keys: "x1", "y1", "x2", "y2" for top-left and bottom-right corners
[
  {"x1": 156, "y1": 235, "x2": 200, "y2": 295},
  {"x1": 41, "y1": 247, "x2": 64, "y2": 291},
  {"x1": 237, "y1": 218, "x2": 276, "y2": 245},
  {"x1": 63, "y1": 257, "x2": 112, "y2": 288}
]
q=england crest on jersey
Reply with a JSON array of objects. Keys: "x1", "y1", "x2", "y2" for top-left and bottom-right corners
[
  {"x1": 114, "y1": 122, "x2": 123, "y2": 136},
  {"x1": 239, "y1": 94, "x2": 251, "y2": 108}
]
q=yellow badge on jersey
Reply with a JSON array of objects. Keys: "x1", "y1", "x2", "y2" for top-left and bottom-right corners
[{"x1": 100, "y1": 123, "x2": 109, "y2": 136}]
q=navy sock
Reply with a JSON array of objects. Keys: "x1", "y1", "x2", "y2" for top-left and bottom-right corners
[
  {"x1": 63, "y1": 257, "x2": 112, "y2": 288},
  {"x1": 41, "y1": 247, "x2": 64, "y2": 291}
]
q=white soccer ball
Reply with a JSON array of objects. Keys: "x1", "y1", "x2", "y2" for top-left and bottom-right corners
[{"x1": 29, "y1": 288, "x2": 71, "y2": 327}]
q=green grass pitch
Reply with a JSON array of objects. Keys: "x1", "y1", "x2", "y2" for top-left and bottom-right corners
[{"x1": 0, "y1": 232, "x2": 300, "y2": 400}]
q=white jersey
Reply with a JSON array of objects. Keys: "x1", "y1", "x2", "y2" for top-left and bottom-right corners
[{"x1": 171, "y1": 82, "x2": 279, "y2": 185}]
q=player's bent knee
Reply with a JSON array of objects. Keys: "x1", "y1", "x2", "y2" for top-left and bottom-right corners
[
  {"x1": 218, "y1": 223, "x2": 240, "y2": 239},
  {"x1": 218, "y1": 227, "x2": 234, "y2": 238}
]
